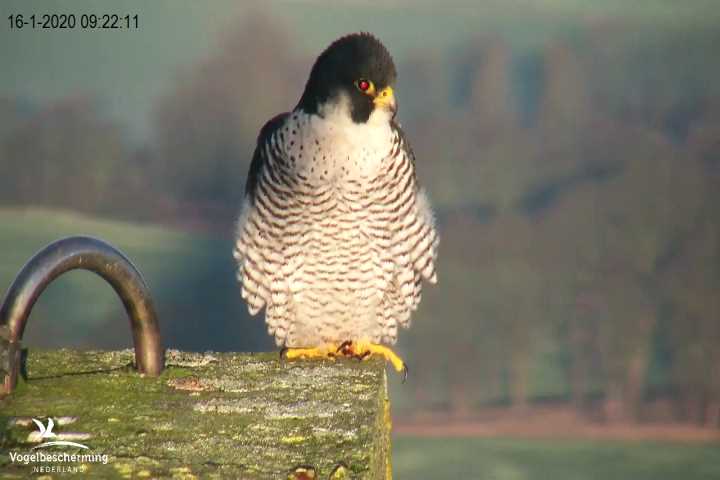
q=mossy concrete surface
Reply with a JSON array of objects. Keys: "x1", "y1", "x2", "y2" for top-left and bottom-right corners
[{"x1": 0, "y1": 349, "x2": 391, "y2": 479}]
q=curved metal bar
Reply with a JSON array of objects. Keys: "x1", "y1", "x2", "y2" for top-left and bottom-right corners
[{"x1": 0, "y1": 236, "x2": 164, "y2": 394}]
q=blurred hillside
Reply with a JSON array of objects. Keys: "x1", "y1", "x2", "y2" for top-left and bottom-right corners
[{"x1": 1, "y1": 3, "x2": 719, "y2": 427}]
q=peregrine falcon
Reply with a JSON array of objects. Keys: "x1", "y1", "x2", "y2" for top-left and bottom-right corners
[{"x1": 233, "y1": 33, "x2": 438, "y2": 376}]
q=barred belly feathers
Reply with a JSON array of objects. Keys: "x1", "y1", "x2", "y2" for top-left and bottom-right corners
[{"x1": 233, "y1": 33, "x2": 438, "y2": 349}]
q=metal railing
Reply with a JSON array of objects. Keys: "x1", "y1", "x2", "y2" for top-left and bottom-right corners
[{"x1": 0, "y1": 236, "x2": 164, "y2": 396}]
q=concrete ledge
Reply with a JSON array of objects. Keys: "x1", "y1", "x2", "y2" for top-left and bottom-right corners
[{"x1": 0, "y1": 349, "x2": 391, "y2": 479}]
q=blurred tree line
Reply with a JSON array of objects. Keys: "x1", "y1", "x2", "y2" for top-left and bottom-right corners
[{"x1": 1, "y1": 14, "x2": 719, "y2": 426}]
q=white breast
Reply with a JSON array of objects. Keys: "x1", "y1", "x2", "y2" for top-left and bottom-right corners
[
  {"x1": 267, "y1": 100, "x2": 397, "y2": 346},
  {"x1": 284, "y1": 95, "x2": 395, "y2": 184},
  {"x1": 235, "y1": 98, "x2": 435, "y2": 349}
]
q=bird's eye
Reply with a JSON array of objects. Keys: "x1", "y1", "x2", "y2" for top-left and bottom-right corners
[{"x1": 356, "y1": 79, "x2": 372, "y2": 93}]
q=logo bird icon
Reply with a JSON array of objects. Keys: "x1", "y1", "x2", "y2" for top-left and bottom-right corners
[
  {"x1": 30, "y1": 417, "x2": 89, "y2": 450},
  {"x1": 32, "y1": 418, "x2": 57, "y2": 439}
]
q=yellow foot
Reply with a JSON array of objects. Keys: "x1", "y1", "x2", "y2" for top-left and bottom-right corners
[
  {"x1": 337, "y1": 340, "x2": 408, "y2": 382},
  {"x1": 281, "y1": 344, "x2": 339, "y2": 361}
]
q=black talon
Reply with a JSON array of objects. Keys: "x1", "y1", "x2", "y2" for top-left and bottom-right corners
[
  {"x1": 357, "y1": 350, "x2": 371, "y2": 361},
  {"x1": 279, "y1": 346, "x2": 289, "y2": 360},
  {"x1": 401, "y1": 363, "x2": 408, "y2": 383},
  {"x1": 337, "y1": 340, "x2": 353, "y2": 354}
]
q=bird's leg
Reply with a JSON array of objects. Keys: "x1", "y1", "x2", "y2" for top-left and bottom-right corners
[
  {"x1": 281, "y1": 344, "x2": 340, "y2": 361},
  {"x1": 336, "y1": 340, "x2": 408, "y2": 381}
]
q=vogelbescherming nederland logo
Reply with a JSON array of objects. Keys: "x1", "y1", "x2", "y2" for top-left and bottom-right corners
[
  {"x1": 7, "y1": 417, "x2": 110, "y2": 475},
  {"x1": 31, "y1": 418, "x2": 90, "y2": 450}
]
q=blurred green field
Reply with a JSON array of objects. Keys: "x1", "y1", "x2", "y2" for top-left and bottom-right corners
[
  {"x1": 4, "y1": 213, "x2": 720, "y2": 479},
  {"x1": 393, "y1": 436, "x2": 720, "y2": 480},
  {"x1": 0, "y1": 207, "x2": 272, "y2": 352},
  {"x1": 0, "y1": 207, "x2": 578, "y2": 405}
]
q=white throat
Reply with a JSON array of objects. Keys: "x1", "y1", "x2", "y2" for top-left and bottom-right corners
[{"x1": 284, "y1": 94, "x2": 395, "y2": 183}]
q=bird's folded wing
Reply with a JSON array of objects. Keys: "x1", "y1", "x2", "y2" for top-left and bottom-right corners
[
  {"x1": 383, "y1": 124, "x2": 439, "y2": 325},
  {"x1": 234, "y1": 113, "x2": 290, "y2": 319}
]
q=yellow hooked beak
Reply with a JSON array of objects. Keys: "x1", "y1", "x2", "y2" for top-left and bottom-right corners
[{"x1": 373, "y1": 86, "x2": 397, "y2": 115}]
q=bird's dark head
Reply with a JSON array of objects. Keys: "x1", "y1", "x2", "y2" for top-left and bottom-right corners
[{"x1": 297, "y1": 33, "x2": 397, "y2": 123}]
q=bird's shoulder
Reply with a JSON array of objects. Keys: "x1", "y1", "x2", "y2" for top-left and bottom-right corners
[
  {"x1": 245, "y1": 112, "x2": 290, "y2": 201},
  {"x1": 258, "y1": 112, "x2": 291, "y2": 143}
]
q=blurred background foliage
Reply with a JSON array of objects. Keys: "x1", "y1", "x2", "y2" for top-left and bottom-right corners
[{"x1": 1, "y1": 0, "x2": 720, "y2": 436}]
